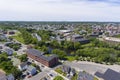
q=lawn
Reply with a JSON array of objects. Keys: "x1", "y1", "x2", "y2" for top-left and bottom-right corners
[
  {"x1": 53, "y1": 76, "x2": 64, "y2": 80},
  {"x1": 11, "y1": 34, "x2": 24, "y2": 44},
  {"x1": 55, "y1": 68, "x2": 66, "y2": 76}
]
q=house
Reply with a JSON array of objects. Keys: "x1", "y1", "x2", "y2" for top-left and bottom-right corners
[
  {"x1": 88, "y1": 34, "x2": 99, "y2": 38},
  {"x1": 26, "y1": 49, "x2": 58, "y2": 67},
  {"x1": 75, "y1": 38, "x2": 90, "y2": 44},
  {"x1": 18, "y1": 62, "x2": 28, "y2": 71},
  {"x1": 77, "y1": 71, "x2": 94, "y2": 80},
  {"x1": 0, "y1": 34, "x2": 7, "y2": 40},
  {"x1": 62, "y1": 65, "x2": 71, "y2": 74},
  {"x1": 7, "y1": 74, "x2": 15, "y2": 80},
  {"x1": 95, "y1": 68, "x2": 120, "y2": 80},
  {"x1": 62, "y1": 65, "x2": 76, "y2": 76},
  {"x1": 71, "y1": 34, "x2": 84, "y2": 41},
  {"x1": 56, "y1": 36, "x2": 65, "y2": 43},
  {"x1": 27, "y1": 66, "x2": 37, "y2": 76},
  {"x1": 70, "y1": 68, "x2": 76, "y2": 76},
  {"x1": 7, "y1": 31, "x2": 15, "y2": 35},
  {"x1": 67, "y1": 34, "x2": 90, "y2": 44},
  {"x1": 32, "y1": 33, "x2": 41, "y2": 41},
  {"x1": 3, "y1": 31, "x2": 7, "y2": 34},
  {"x1": 0, "y1": 45, "x2": 2, "y2": 49},
  {"x1": 57, "y1": 30, "x2": 73, "y2": 35},
  {"x1": 4, "y1": 48, "x2": 13, "y2": 56}
]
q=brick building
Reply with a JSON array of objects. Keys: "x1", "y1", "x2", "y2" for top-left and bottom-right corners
[{"x1": 26, "y1": 49, "x2": 58, "y2": 67}]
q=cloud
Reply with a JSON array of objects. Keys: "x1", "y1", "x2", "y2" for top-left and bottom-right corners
[{"x1": 0, "y1": 0, "x2": 120, "y2": 21}]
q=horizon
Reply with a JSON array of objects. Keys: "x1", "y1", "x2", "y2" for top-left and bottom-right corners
[
  {"x1": 0, "y1": 20, "x2": 120, "y2": 23},
  {"x1": 0, "y1": 0, "x2": 120, "y2": 21}
]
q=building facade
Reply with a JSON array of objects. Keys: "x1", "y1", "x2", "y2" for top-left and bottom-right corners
[{"x1": 26, "y1": 49, "x2": 58, "y2": 67}]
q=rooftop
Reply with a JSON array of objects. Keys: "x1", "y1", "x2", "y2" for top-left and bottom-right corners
[
  {"x1": 27, "y1": 66, "x2": 36, "y2": 71},
  {"x1": 19, "y1": 61, "x2": 28, "y2": 68},
  {"x1": 95, "y1": 68, "x2": 120, "y2": 80},
  {"x1": 27, "y1": 49, "x2": 58, "y2": 62},
  {"x1": 72, "y1": 34, "x2": 83, "y2": 38},
  {"x1": 104, "y1": 37, "x2": 120, "y2": 42},
  {"x1": 58, "y1": 30, "x2": 72, "y2": 33}
]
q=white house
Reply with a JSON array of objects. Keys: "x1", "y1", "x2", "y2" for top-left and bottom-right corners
[{"x1": 18, "y1": 62, "x2": 28, "y2": 71}]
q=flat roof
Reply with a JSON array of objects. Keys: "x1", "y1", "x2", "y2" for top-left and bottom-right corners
[
  {"x1": 27, "y1": 49, "x2": 57, "y2": 62},
  {"x1": 104, "y1": 37, "x2": 120, "y2": 42}
]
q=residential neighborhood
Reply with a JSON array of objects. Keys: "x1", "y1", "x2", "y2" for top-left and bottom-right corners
[
  {"x1": 0, "y1": 22, "x2": 120, "y2": 80},
  {"x1": 1, "y1": 0, "x2": 120, "y2": 79}
]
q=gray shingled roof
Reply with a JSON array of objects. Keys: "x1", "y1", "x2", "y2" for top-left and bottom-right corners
[
  {"x1": 27, "y1": 66, "x2": 36, "y2": 71},
  {"x1": 102, "y1": 69, "x2": 120, "y2": 80},
  {"x1": 20, "y1": 61, "x2": 28, "y2": 68},
  {"x1": 72, "y1": 34, "x2": 83, "y2": 38},
  {"x1": 7, "y1": 74, "x2": 14, "y2": 80},
  {"x1": 74, "y1": 38, "x2": 89, "y2": 42},
  {"x1": 27, "y1": 49, "x2": 57, "y2": 62},
  {"x1": 95, "y1": 68, "x2": 120, "y2": 80},
  {"x1": 27, "y1": 49, "x2": 44, "y2": 56}
]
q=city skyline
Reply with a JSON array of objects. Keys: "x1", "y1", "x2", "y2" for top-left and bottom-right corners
[{"x1": 0, "y1": 0, "x2": 120, "y2": 21}]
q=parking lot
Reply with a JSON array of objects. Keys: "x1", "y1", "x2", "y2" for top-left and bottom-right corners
[{"x1": 65, "y1": 61, "x2": 120, "y2": 75}]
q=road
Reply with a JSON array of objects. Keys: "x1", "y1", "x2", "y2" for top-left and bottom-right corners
[
  {"x1": 25, "y1": 60, "x2": 69, "y2": 80},
  {"x1": 25, "y1": 67, "x2": 69, "y2": 80}
]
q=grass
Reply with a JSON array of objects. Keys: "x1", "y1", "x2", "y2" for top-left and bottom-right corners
[
  {"x1": 55, "y1": 68, "x2": 67, "y2": 76},
  {"x1": 71, "y1": 73, "x2": 78, "y2": 80},
  {"x1": 94, "y1": 77, "x2": 99, "y2": 80},
  {"x1": 10, "y1": 34, "x2": 24, "y2": 44},
  {"x1": 53, "y1": 76, "x2": 64, "y2": 80},
  {"x1": 65, "y1": 56, "x2": 76, "y2": 61}
]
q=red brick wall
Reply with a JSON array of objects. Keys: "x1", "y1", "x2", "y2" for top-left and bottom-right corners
[{"x1": 27, "y1": 53, "x2": 58, "y2": 67}]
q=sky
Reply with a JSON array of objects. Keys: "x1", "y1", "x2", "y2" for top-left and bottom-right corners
[{"x1": 0, "y1": 0, "x2": 120, "y2": 21}]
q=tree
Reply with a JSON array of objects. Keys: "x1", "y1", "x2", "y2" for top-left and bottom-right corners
[
  {"x1": 13, "y1": 52, "x2": 17, "y2": 57},
  {"x1": 19, "y1": 54, "x2": 28, "y2": 62},
  {"x1": 0, "y1": 53, "x2": 8, "y2": 63},
  {"x1": 75, "y1": 55, "x2": 79, "y2": 60},
  {"x1": 37, "y1": 30, "x2": 54, "y2": 41},
  {"x1": 41, "y1": 46, "x2": 48, "y2": 53},
  {"x1": 63, "y1": 41, "x2": 74, "y2": 50},
  {"x1": 52, "y1": 49, "x2": 66, "y2": 59},
  {"x1": 74, "y1": 42, "x2": 81, "y2": 50},
  {"x1": 19, "y1": 28, "x2": 35, "y2": 44},
  {"x1": 50, "y1": 40, "x2": 60, "y2": 48},
  {"x1": 11, "y1": 67, "x2": 22, "y2": 79},
  {"x1": 37, "y1": 41, "x2": 46, "y2": 47}
]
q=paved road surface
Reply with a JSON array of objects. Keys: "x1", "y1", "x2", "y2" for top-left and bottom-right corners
[{"x1": 65, "y1": 61, "x2": 120, "y2": 75}]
